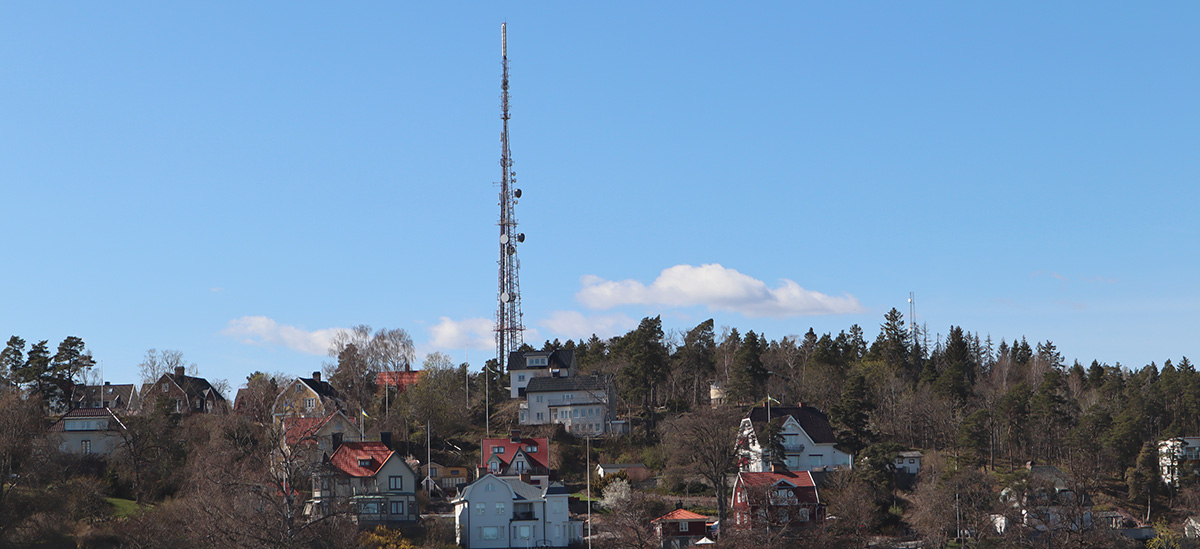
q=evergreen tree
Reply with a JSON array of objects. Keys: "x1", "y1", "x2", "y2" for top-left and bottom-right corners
[
  {"x1": 617, "y1": 316, "x2": 669, "y2": 439},
  {"x1": 0, "y1": 336, "x2": 25, "y2": 386},
  {"x1": 831, "y1": 373, "x2": 875, "y2": 455}
]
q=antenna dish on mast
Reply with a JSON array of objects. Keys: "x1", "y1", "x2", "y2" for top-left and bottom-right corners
[{"x1": 514, "y1": 188, "x2": 522, "y2": 198}]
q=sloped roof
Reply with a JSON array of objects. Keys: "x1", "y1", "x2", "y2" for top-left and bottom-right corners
[
  {"x1": 282, "y1": 411, "x2": 353, "y2": 447},
  {"x1": 653, "y1": 509, "x2": 710, "y2": 522},
  {"x1": 746, "y1": 404, "x2": 835, "y2": 444},
  {"x1": 482, "y1": 436, "x2": 549, "y2": 470},
  {"x1": 72, "y1": 384, "x2": 139, "y2": 409},
  {"x1": 508, "y1": 349, "x2": 576, "y2": 371},
  {"x1": 738, "y1": 470, "x2": 817, "y2": 489},
  {"x1": 48, "y1": 407, "x2": 126, "y2": 432},
  {"x1": 737, "y1": 471, "x2": 820, "y2": 505},
  {"x1": 377, "y1": 370, "x2": 423, "y2": 389},
  {"x1": 525, "y1": 374, "x2": 609, "y2": 394},
  {"x1": 166, "y1": 372, "x2": 227, "y2": 403},
  {"x1": 299, "y1": 376, "x2": 342, "y2": 401},
  {"x1": 330, "y1": 441, "x2": 394, "y2": 477}
]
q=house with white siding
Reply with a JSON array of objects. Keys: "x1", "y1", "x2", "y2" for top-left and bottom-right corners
[{"x1": 452, "y1": 473, "x2": 581, "y2": 548}]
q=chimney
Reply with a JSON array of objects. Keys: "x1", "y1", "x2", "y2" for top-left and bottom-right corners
[
  {"x1": 312, "y1": 371, "x2": 321, "y2": 382},
  {"x1": 174, "y1": 366, "x2": 185, "y2": 377},
  {"x1": 104, "y1": 381, "x2": 111, "y2": 386},
  {"x1": 380, "y1": 431, "x2": 392, "y2": 450},
  {"x1": 510, "y1": 430, "x2": 521, "y2": 443},
  {"x1": 520, "y1": 472, "x2": 532, "y2": 484}
]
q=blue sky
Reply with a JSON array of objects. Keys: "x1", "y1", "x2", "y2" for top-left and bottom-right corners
[{"x1": 2, "y1": 3, "x2": 1197, "y2": 391}]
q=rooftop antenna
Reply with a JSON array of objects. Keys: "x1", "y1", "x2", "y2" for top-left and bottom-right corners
[{"x1": 495, "y1": 21, "x2": 526, "y2": 386}]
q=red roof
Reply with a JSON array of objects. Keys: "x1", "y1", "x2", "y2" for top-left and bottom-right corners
[
  {"x1": 482, "y1": 436, "x2": 549, "y2": 469},
  {"x1": 377, "y1": 371, "x2": 424, "y2": 390},
  {"x1": 738, "y1": 470, "x2": 816, "y2": 488},
  {"x1": 48, "y1": 407, "x2": 125, "y2": 432},
  {"x1": 736, "y1": 471, "x2": 820, "y2": 506},
  {"x1": 330, "y1": 441, "x2": 394, "y2": 477},
  {"x1": 653, "y1": 509, "x2": 710, "y2": 523},
  {"x1": 282, "y1": 412, "x2": 351, "y2": 447}
]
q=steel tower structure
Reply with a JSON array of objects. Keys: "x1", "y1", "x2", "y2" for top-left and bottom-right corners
[{"x1": 495, "y1": 22, "x2": 525, "y2": 375}]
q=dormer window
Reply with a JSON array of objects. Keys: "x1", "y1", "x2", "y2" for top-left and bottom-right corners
[
  {"x1": 525, "y1": 445, "x2": 537, "y2": 453},
  {"x1": 492, "y1": 447, "x2": 505, "y2": 454},
  {"x1": 358, "y1": 459, "x2": 371, "y2": 468},
  {"x1": 526, "y1": 357, "x2": 548, "y2": 367}
]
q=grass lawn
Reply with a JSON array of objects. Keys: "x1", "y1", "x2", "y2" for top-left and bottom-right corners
[{"x1": 106, "y1": 497, "x2": 142, "y2": 518}]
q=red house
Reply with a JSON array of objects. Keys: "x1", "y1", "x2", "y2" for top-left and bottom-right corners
[
  {"x1": 480, "y1": 432, "x2": 553, "y2": 485},
  {"x1": 730, "y1": 470, "x2": 824, "y2": 532},
  {"x1": 652, "y1": 508, "x2": 711, "y2": 549}
]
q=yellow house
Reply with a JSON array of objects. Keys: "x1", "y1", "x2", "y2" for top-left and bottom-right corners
[{"x1": 272, "y1": 372, "x2": 347, "y2": 422}]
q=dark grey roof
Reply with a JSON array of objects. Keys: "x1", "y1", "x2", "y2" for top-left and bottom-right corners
[
  {"x1": 501, "y1": 477, "x2": 545, "y2": 501},
  {"x1": 300, "y1": 377, "x2": 342, "y2": 401},
  {"x1": 509, "y1": 349, "x2": 576, "y2": 371},
  {"x1": 543, "y1": 482, "x2": 570, "y2": 495},
  {"x1": 746, "y1": 405, "x2": 836, "y2": 444},
  {"x1": 525, "y1": 375, "x2": 609, "y2": 394}
]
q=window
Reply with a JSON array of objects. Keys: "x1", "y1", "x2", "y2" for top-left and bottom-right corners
[
  {"x1": 359, "y1": 458, "x2": 372, "y2": 468},
  {"x1": 536, "y1": 412, "x2": 543, "y2": 421},
  {"x1": 908, "y1": 459, "x2": 916, "y2": 464},
  {"x1": 810, "y1": 454, "x2": 824, "y2": 466},
  {"x1": 80, "y1": 440, "x2": 91, "y2": 453},
  {"x1": 304, "y1": 398, "x2": 315, "y2": 410},
  {"x1": 526, "y1": 357, "x2": 548, "y2": 367},
  {"x1": 175, "y1": 399, "x2": 183, "y2": 412},
  {"x1": 493, "y1": 447, "x2": 505, "y2": 454},
  {"x1": 390, "y1": 501, "x2": 404, "y2": 515},
  {"x1": 429, "y1": 467, "x2": 438, "y2": 477},
  {"x1": 162, "y1": 383, "x2": 168, "y2": 393},
  {"x1": 551, "y1": 500, "x2": 563, "y2": 514},
  {"x1": 526, "y1": 444, "x2": 537, "y2": 453},
  {"x1": 475, "y1": 503, "x2": 486, "y2": 515},
  {"x1": 485, "y1": 483, "x2": 496, "y2": 492},
  {"x1": 518, "y1": 525, "x2": 531, "y2": 538},
  {"x1": 798, "y1": 508, "x2": 810, "y2": 521},
  {"x1": 359, "y1": 502, "x2": 379, "y2": 514},
  {"x1": 389, "y1": 476, "x2": 403, "y2": 490},
  {"x1": 495, "y1": 502, "x2": 506, "y2": 515},
  {"x1": 518, "y1": 374, "x2": 525, "y2": 381},
  {"x1": 482, "y1": 526, "x2": 499, "y2": 540},
  {"x1": 680, "y1": 521, "x2": 689, "y2": 532}
]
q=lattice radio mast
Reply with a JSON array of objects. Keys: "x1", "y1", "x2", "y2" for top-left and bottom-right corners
[{"x1": 496, "y1": 22, "x2": 525, "y2": 376}]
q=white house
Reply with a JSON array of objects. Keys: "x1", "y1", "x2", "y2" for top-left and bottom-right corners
[
  {"x1": 519, "y1": 375, "x2": 616, "y2": 435},
  {"x1": 48, "y1": 407, "x2": 126, "y2": 456},
  {"x1": 508, "y1": 349, "x2": 576, "y2": 399},
  {"x1": 453, "y1": 473, "x2": 582, "y2": 548},
  {"x1": 1159, "y1": 436, "x2": 1200, "y2": 486},
  {"x1": 894, "y1": 450, "x2": 922, "y2": 474},
  {"x1": 736, "y1": 403, "x2": 852, "y2": 472}
]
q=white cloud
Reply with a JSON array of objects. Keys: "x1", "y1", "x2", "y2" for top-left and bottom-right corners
[
  {"x1": 429, "y1": 317, "x2": 496, "y2": 352},
  {"x1": 540, "y1": 311, "x2": 638, "y2": 340},
  {"x1": 576, "y1": 263, "x2": 864, "y2": 318},
  {"x1": 222, "y1": 316, "x2": 344, "y2": 356}
]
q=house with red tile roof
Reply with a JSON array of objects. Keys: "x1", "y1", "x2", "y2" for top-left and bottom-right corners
[
  {"x1": 309, "y1": 436, "x2": 419, "y2": 528},
  {"x1": 48, "y1": 407, "x2": 127, "y2": 456},
  {"x1": 730, "y1": 470, "x2": 824, "y2": 532},
  {"x1": 737, "y1": 403, "x2": 852, "y2": 473},
  {"x1": 652, "y1": 508, "x2": 712, "y2": 549},
  {"x1": 481, "y1": 433, "x2": 553, "y2": 486}
]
